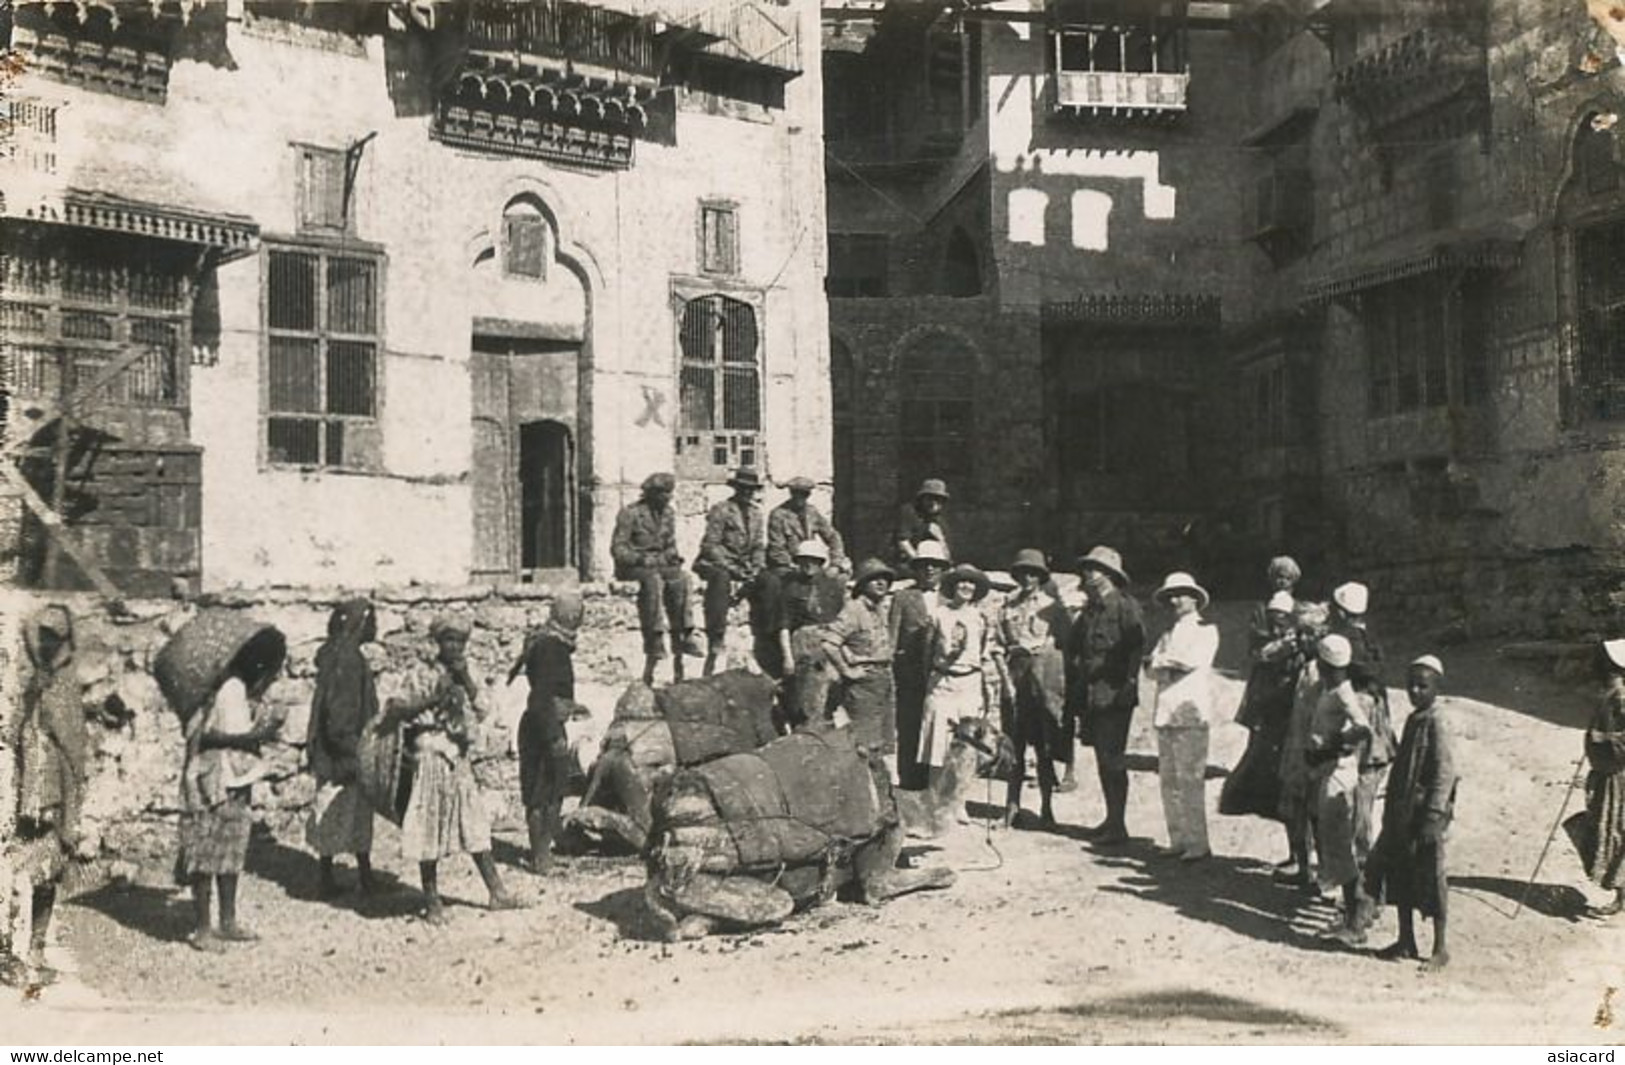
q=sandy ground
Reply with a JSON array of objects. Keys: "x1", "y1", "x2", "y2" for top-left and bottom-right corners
[{"x1": 5, "y1": 604, "x2": 1625, "y2": 1045}]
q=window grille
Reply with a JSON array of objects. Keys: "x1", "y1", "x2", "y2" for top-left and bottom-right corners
[
  {"x1": 265, "y1": 245, "x2": 380, "y2": 467},
  {"x1": 676, "y1": 293, "x2": 761, "y2": 476},
  {"x1": 0, "y1": 234, "x2": 190, "y2": 412}
]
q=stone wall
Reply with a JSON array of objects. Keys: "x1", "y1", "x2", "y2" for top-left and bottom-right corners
[{"x1": 1, "y1": 584, "x2": 755, "y2": 892}]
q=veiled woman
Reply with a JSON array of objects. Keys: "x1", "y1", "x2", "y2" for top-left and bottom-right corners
[{"x1": 305, "y1": 598, "x2": 380, "y2": 899}]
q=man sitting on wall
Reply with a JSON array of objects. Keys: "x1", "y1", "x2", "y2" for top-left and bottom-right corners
[
  {"x1": 694, "y1": 467, "x2": 767, "y2": 677},
  {"x1": 611, "y1": 473, "x2": 701, "y2": 685}
]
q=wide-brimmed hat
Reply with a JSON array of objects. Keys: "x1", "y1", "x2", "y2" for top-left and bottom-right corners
[
  {"x1": 641, "y1": 472, "x2": 676, "y2": 494},
  {"x1": 786, "y1": 475, "x2": 816, "y2": 494},
  {"x1": 1010, "y1": 548, "x2": 1050, "y2": 580},
  {"x1": 793, "y1": 539, "x2": 830, "y2": 563},
  {"x1": 1333, "y1": 581, "x2": 1370, "y2": 616},
  {"x1": 1317, "y1": 634, "x2": 1352, "y2": 669},
  {"x1": 728, "y1": 467, "x2": 764, "y2": 491},
  {"x1": 1410, "y1": 654, "x2": 1445, "y2": 677},
  {"x1": 940, "y1": 564, "x2": 990, "y2": 601},
  {"x1": 1154, "y1": 571, "x2": 1210, "y2": 610},
  {"x1": 910, "y1": 540, "x2": 950, "y2": 566},
  {"x1": 915, "y1": 478, "x2": 950, "y2": 501},
  {"x1": 1266, "y1": 591, "x2": 1296, "y2": 615},
  {"x1": 1076, "y1": 545, "x2": 1129, "y2": 586},
  {"x1": 851, "y1": 558, "x2": 895, "y2": 592},
  {"x1": 1604, "y1": 639, "x2": 1625, "y2": 672}
]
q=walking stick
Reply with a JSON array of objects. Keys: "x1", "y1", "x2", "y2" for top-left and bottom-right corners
[{"x1": 1515, "y1": 753, "x2": 1588, "y2": 919}]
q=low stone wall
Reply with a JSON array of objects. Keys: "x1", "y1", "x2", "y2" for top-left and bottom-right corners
[{"x1": 1, "y1": 582, "x2": 757, "y2": 891}]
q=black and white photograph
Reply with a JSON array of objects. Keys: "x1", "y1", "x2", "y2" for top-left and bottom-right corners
[{"x1": 1, "y1": 0, "x2": 1624, "y2": 1046}]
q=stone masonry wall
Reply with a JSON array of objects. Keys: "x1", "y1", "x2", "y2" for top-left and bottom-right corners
[{"x1": 0, "y1": 584, "x2": 756, "y2": 893}]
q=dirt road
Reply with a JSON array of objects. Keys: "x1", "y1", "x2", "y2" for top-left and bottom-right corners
[{"x1": 5, "y1": 608, "x2": 1623, "y2": 1044}]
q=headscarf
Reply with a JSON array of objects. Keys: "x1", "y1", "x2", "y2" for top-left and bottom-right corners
[
  {"x1": 508, "y1": 593, "x2": 584, "y2": 690},
  {"x1": 305, "y1": 598, "x2": 380, "y2": 783},
  {"x1": 19, "y1": 604, "x2": 88, "y2": 828}
]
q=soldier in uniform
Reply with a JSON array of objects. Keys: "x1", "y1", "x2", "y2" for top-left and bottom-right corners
[{"x1": 611, "y1": 473, "x2": 700, "y2": 685}]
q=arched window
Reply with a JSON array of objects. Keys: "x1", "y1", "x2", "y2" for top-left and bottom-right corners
[
  {"x1": 897, "y1": 333, "x2": 975, "y2": 497},
  {"x1": 501, "y1": 196, "x2": 551, "y2": 280},
  {"x1": 942, "y1": 227, "x2": 982, "y2": 296},
  {"x1": 677, "y1": 294, "x2": 761, "y2": 473},
  {"x1": 1563, "y1": 112, "x2": 1625, "y2": 421}
]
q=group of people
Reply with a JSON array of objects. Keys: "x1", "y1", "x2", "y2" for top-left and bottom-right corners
[{"x1": 8, "y1": 470, "x2": 1625, "y2": 985}]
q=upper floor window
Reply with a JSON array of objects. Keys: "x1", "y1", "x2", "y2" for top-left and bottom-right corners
[
  {"x1": 297, "y1": 145, "x2": 352, "y2": 235},
  {"x1": 699, "y1": 201, "x2": 740, "y2": 277},
  {"x1": 1048, "y1": 1, "x2": 1188, "y2": 116},
  {"x1": 1364, "y1": 274, "x2": 1492, "y2": 418},
  {"x1": 677, "y1": 294, "x2": 761, "y2": 475},
  {"x1": 502, "y1": 199, "x2": 550, "y2": 280},
  {"x1": 4, "y1": 98, "x2": 59, "y2": 177},
  {"x1": 264, "y1": 244, "x2": 381, "y2": 468}
]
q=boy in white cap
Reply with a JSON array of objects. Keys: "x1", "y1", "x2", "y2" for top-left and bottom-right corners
[
  {"x1": 1366, "y1": 654, "x2": 1457, "y2": 970},
  {"x1": 1330, "y1": 580, "x2": 1397, "y2": 934},
  {"x1": 1307, "y1": 633, "x2": 1374, "y2": 944},
  {"x1": 768, "y1": 540, "x2": 845, "y2": 728}
]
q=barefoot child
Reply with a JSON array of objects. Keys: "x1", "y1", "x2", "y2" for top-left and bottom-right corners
[
  {"x1": 1367, "y1": 655, "x2": 1457, "y2": 970},
  {"x1": 510, "y1": 594, "x2": 583, "y2": 874},
  {"x1": 1306, "y1": 634, "x2": 1373, "y2": 944}
]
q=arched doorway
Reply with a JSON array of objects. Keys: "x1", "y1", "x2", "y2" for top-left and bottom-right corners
[
  {"x1": 830, "y1": 336, "x2": 856, "y2": 544},
  {"x1": 468, "y1": 192, "x2": 587, "y2": 581}
]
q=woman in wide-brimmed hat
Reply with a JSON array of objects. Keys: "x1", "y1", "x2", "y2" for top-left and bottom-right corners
[
  {"x1": 992, "y1": 550, "x2": 1071, "y2": 827},
  {"x1": 918, "y1": 564, "x2": 991, "y2": 795},
  {"x1": 1145, "y1": 572, "x2": 1220, "y2": 861},
  {"x1": 823, "y1": 558, "x2": 899, "y2": 764}
]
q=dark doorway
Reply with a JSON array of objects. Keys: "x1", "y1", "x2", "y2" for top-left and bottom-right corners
[{"x1": 519, "y1": 420, "x2": 571, "y2": 570}]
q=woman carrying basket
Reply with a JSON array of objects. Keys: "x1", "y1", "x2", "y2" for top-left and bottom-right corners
[
  {"x1": 177, "y1": 641, "x2": 285, "y2": 952},
  {"x1": 305, "y1": 599, "x2": 381, "y2": 900}
]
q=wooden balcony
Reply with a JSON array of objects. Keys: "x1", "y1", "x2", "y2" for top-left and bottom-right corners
[
  {"x1": 1053, "y1": 70, "x2": 1189, "y2": 116},
  {"x1": 465, "y1": 0, "x2": 661, "y2": 85}
]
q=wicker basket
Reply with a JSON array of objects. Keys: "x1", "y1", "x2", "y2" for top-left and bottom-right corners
[{"x1": 153, "y1": 610, "x2": 287, "y2": 725}]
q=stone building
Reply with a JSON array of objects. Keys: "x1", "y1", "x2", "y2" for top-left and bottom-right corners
[
  {"x1": 822, "y1": 0, "x2": 1255, "y2": 580},
  {"x1": 1, "y1": 0, "x2": 828, "y2": 595},
  {"x1": 1234, "y1": 0, "x2": 1625, "y2": 633},
  {"x1": 825, "y1": 0, "x2": 1625, "y2": 633}
]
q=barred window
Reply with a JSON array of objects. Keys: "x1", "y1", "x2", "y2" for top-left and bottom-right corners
[
  {"x1": 676, "y1": 294, "x2": 761, "y2": 475},
  {"x1": 1577, "y1": 218, "x2": 1625, "y2": 419},
  {"x1": 1364, "y1": 276, "x2": 1487, "y2": 418},
  {"x1": 264, "y1": 245, "x2": 380, "y2": 468}
]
